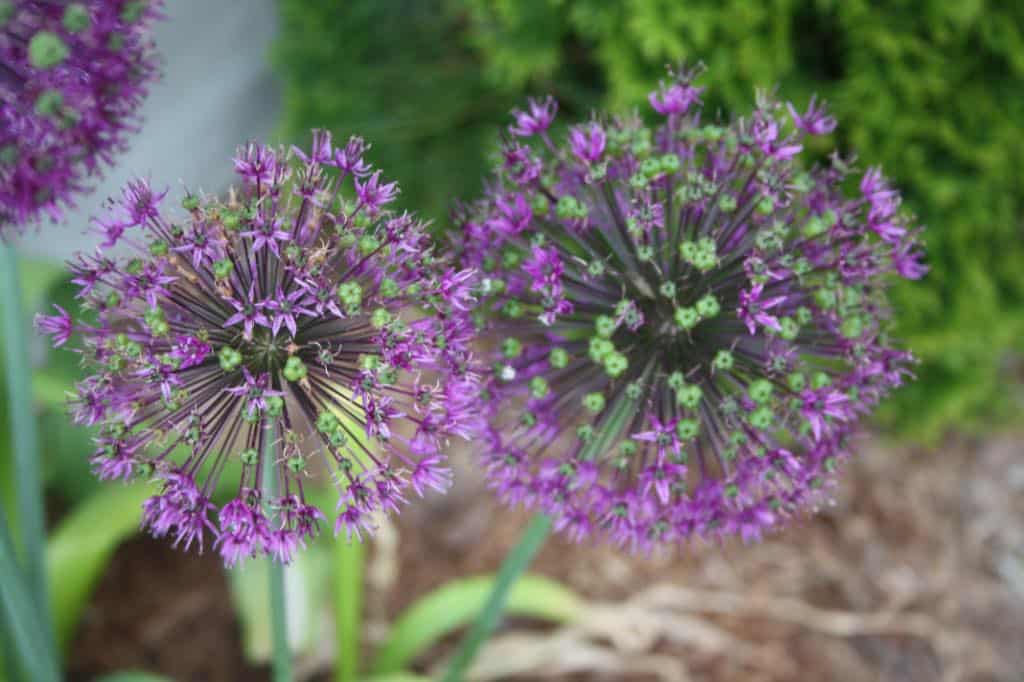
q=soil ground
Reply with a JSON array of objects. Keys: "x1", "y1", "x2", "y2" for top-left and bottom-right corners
[{"x1": 68, "y1": 434, "x2": 1024, "y2": 681}]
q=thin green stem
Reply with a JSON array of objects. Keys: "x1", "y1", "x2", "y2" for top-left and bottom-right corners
[
  {"x1": 441, "y1": 514, "x2": 552, "y2": 682},
  {"x1": 0, "y1": 243, "x2": 56, "y2": 662},
  {"x1": 334, "y1": 536, "x2": 364, "y2": 682},
  {"x1": 0, "y1": 506, "x2": 60, "y2": 682},
  {"x1": 262, "y1": 425, "x2": 293, "y2": 682}
]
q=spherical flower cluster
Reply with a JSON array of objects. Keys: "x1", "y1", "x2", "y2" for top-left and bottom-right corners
[
  {"x1": 0, "y1": 0, "x2": 161, "y2": 235},
  {"x1": 456, "y1": 67, "x2": 926, "y2": 553},
  {"x1": 38, "y1": 131, "x2": 480, "y2": 565}
]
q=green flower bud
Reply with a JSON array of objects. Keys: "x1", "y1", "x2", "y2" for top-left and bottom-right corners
[
  {"x1": 815, "y1": 288, "x2": 837, "y2": 309},
  {"x1": 595, "y1": 315, "x2": 616, "y2": 338},
  {"x1": 748, "y1": 406, "x2": 774, "y2": 429},
  {"x1": 696, "y1": 294, "x2": 720, "y2": 318},
  {"x1": 34, "y1": 90, "x2": 64, "y2": 118},
  {"x1": 502, "y1": 300, "x2": 523, "y2": 318},
  {"x1": 283, "y1": 356, "x2": 307, "y2": 382},
  {"x1": 213, "y1": 259, "x2": 234, "y2": 279},
  {"x1": 779, "y1": 317, "x2": 799, "y2": 341},
  {"x1": 748, "y1": 379, "x2": 774, "y2": 404},
  {"x1": 120, "y1": 1, "x2": 146, "y2": 23},
  {"x1": 29, "y1": 31, "x2": 69, "y2": 69},
  {"x1": 530, "y1": 194, "x2": 549, "y2": 216},
  {"x1": 358, "y1": 234, "x2": 380, "y2": 256},
  {"x1": 583, "y1": 392, "x2": 606, "y2": 412},
  {"x1": 502, "y1": 337, "x2": 522, "y2": 358},
  {"x1": 676, "y1": 418, "x2": 699, "y2": 440},
  {"x1": 0, "y1": 145, "x2": 17, "y2": 166},
  {"x1": 63, "y1": 4, "x2": 90, "y2": 32},
  {"x1": 713, "y1": 349, "x2": 734, "y2": 371},
  {"x1": 641, "y1": 157, "x2": 662, "y2": 178},
  {"x1": 556, "y1": 195, "x2": 586, "y2": 221},
  {"x1": 659, "y1": 153, "x2": 681, "y2": 174},
  {"x1": 625, "y1": 381, "x2": 643, "y2": 400},
  {"x1": 802, "y1": 215, "x2": 827, "y2": 238},
  {"x1": 316, "y1": 412, "x2": 339, "y2": 433},
  {"x1": 265, "y1": 395, "x2": 284, "y2": 417},
  {"x1": 379, "y1": 278, "x2": 399, "y2": 298},
  {"x1": 674, "y1": 306, "x2": 699, "y2": 330},
  {"x1": 840, "y1": 316, "x2": 864, "y2": 339},
  {"x1": 603, "y1": 351, "x2": 628, "y2": 378},
  {"x1": 588, "y1": 337, "x2": 614, "y2": 362},
  {"x1": 370, "y1": 307, "x2": 392, "y2": 329},
  {"x1": 676, "y1": 383, "x2": 703, "y2": 409},
  {"x1": 218, "y1": 347, "x2": 242, "y2": 372},
  {"x1": 337, "y1": 281, "x2": 362, "y2": 312},
  {"x1": 679, "y1": 240, "x2": 698, "y2": 262}
]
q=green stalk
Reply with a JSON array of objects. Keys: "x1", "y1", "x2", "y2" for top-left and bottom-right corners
[
  {"x1": 334, "y1": 536, "x2": 364, "y2": 682},
  {"x1": 440, "y1": 514, "x2": 552, "y2": 682},
  {"x1": 262, "y1": 425, "x2": 292, "y2": 682},
  {"x1": 0, "y1": 506, "x2": 60, "y2": 681},
  {"x1": 0, "y1": 243, "x2": 56, "y2": 658}
]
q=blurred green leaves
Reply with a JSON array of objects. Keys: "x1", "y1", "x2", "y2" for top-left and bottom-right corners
[{"x1": 371, "y1": 573, "x2": 580, "y2": 675}]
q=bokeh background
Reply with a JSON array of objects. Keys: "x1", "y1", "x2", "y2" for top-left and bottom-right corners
[{"x1": 2, "y1": 0, "x2": 1023, "y2": 680}]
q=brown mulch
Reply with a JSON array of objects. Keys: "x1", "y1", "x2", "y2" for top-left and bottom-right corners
[
  {"x1": 67, "y1": 537, "x2": 266, "y2": 682},
  {"x1": 68, "y1": 433, "x2": 1024, "y2": 681}
]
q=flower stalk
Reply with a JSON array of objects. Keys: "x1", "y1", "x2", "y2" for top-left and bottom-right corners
[
  {"x1": 441, "y1": 513, "x2": 551, "y2": 682},
  {"x1": 262, "y1": 423, "x2": 292, "y2": 682},
  {"x1": 0, "y1": 243, "x2": 54, "y2": 636}
]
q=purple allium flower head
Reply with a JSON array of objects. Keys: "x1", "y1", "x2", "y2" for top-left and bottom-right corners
[
  {"x1": 39, "y1": 131, "x2": 481, "y2": 565},
  {"x1": 0, "y1": 0, "x2": 162, "y2": 236},
  {"x1": 455, "y1": 67, "x2": 926, "y2": 554}
]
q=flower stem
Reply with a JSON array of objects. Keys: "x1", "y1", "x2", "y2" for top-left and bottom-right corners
[
  {"x1": 262, "y1": 425, "x2": 292, "y2": 682},
  {"x1": 0, "y1": 243, "x2": 55, "y2": 656},
  {"x1": 440, "y1": 513, "x2": 552, "y2": 682},
  {"x1": 334, "y1": 536, "x2": 364, "y2": 682},
  {"x1": 0, "y1": 505, "x2": 60, "y2": 681}
]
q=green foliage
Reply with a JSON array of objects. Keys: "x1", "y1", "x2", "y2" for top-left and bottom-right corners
[
  {"x1": 275, "y1": 0, "x2": 1024, "y2": 441},
  {"x1": 370, "y1": 572, "x2": 580, "y2": 675}
]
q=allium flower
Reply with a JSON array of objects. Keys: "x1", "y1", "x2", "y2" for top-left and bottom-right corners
[
  {"x1": 456, "y1": 68, "x2": 926, "y2": 553},
  {"x1": 0, "y1": 0, "x2": 162, "y2": 235},
  {"x1": 38, "y1": 131, "x2": 480, "y2": 565}
]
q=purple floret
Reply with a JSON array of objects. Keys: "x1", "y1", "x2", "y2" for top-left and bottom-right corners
[
  {"x1": 0, "y1": 0, "x2": 162, "y2": 236},
  {"x1": 39, "y1": 131, "x2": 482, "y2": 565},
  {"x1": 456, "y1": 66, "x2": 926, "y2": 554}
]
